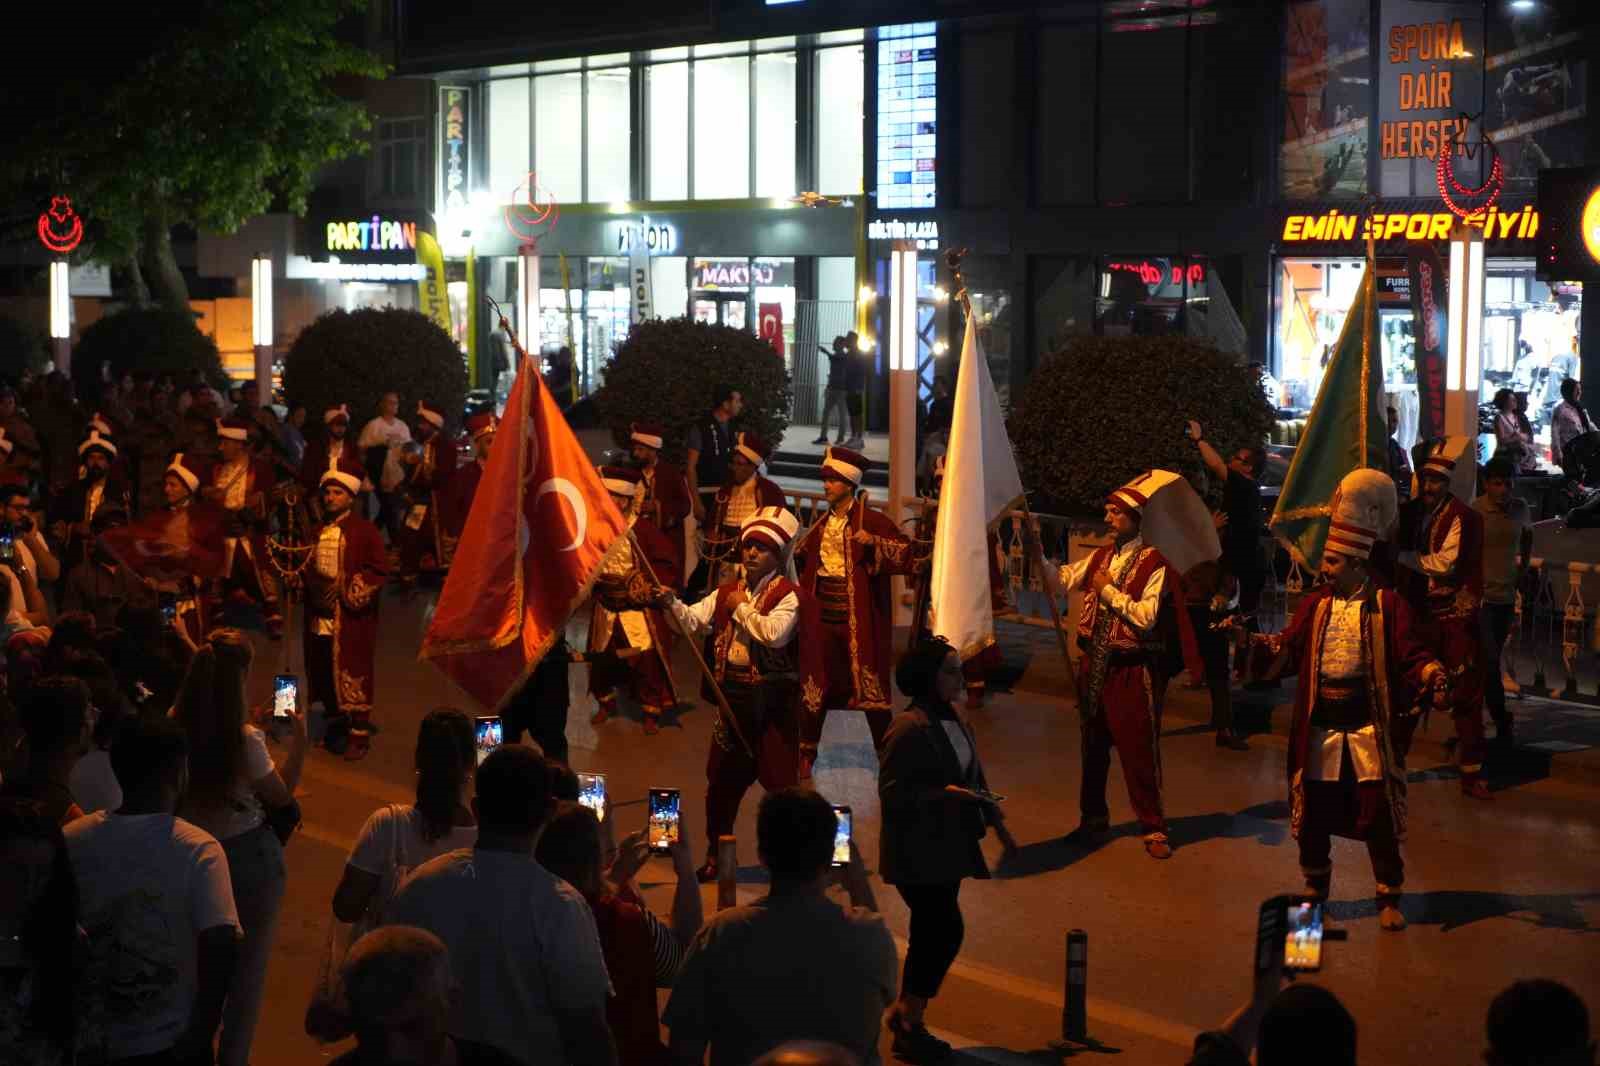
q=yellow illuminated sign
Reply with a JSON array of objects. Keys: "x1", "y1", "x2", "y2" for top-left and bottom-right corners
[
  {"x1": 1281, "y1": 205, "x2": 1540, "y2": 243},
  {"x1": 1583, "y1": 188, "x2": 1600, "y2": 266}
]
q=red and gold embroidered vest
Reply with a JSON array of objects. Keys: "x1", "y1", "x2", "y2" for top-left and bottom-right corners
[
  {"x1": 1417, "y1": 495, "x2": 1483, "y2": 619},
  {"x1": 710, "y1": 576, "x2": 801, "y2": 681},
  {"x1": 1074, "y1": 543, "x2": 1172, "y2": 656}
]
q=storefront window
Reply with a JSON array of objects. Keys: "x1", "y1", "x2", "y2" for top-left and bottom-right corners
[
  {"x1": 1273, "y1": 257, "x2": 1582, "y2": 456},
  {"x1": 487, "y1": 78, "x2": 530, "y2": 201},
  {"x1": 1094, "y1": 256, "x2": 1206, "y2": 338},
  {"x1": 652, "y1": 256, "x2": 688, "y2": 318},
  {"x1": 754, "y1": 52, "x2": 797, "y2": 198},
  {"x1": 815, "y1": 45, "x2": 864, "y2": 196},
  {"x1": 534, "y1": 73, "x2": 582, "y2": 204},
  {"x1": 585, "y1": 256, "x2": 630, "y2": 379},
  {"x1": 587, "y1": 68, "x2": 632, "y2": 203},
  {"x1": 1280, "y1": 0, "x2": 1371, "y2": 199},
  {"x1": 647, "y1": 63, "x2": 689, "y2": 199},
  {"x1": 1033, "y1": 257, "x2": 1097, "y2": 358},
  {"x1": 694, "y1": 57, "x2": 750, "y2": 199},
  {"x1": 1488, "y1": 0, "x2": 1590, "y2": 194}
]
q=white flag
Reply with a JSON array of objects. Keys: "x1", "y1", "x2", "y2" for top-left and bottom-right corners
[{"x1": 929, "y1": 316, "x2": 1025, "y2": 661}]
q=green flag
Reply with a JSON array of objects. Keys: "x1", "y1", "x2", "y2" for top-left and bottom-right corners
[{"x1": 1269, "y1": 257, "x2": 1390, "y2": 567}]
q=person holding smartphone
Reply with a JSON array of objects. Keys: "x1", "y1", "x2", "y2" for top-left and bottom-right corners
[
  {"x1": 877, "y1": 635, "x2": 1017, "y2": 1062},
  {"x1": 1235, "y1": 470, "x2": 1450, "y2": 932}
]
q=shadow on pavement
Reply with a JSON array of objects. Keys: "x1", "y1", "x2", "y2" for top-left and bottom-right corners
[
  {"x1": 1325, "y1": 890, "x2": 1600, "y2": 933},
  {"x1": 995, "y1": 801, "x2": 1292, "y2": 879}
]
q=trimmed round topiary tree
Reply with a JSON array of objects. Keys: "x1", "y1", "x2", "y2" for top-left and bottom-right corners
[
  {"x1": 71, "y1": 308, "x2": 227, "y2": 400},
  {"x1": 1009, "y1": 335, "x2": 1276, "y2": 515},
  {"x1": 283, "y1": 308, "x2": 468, "y2": 433},
  {"x1": 0, "y1": 315, "x2": 49, "y2": 383},
  {"x1": 596, "y1": 318, "x2": 791, "y2": 464}
]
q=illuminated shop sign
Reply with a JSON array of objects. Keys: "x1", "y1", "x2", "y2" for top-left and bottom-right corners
[
  {"x1": 614, "y1": 216, "x2": 678, "y2": 255},
  {"x1": 1380, "y1": 19, "x2": 1475, "y2": 161},
  {"x1": 1106, "y1": 260, "x2": 1205, "y2": 287},
  {"x1": 440, "y1": 86, "x2": 471, "y2": 213},
  {"x1": 867, "y1": 217, "x2": 939, "y2": 249},
  {"x1": 326, "y1": 217, "x2": 418, "y2": 253},
  {"x1": 1281, "y1": 205, "x2": 1540, "y2": 244}
]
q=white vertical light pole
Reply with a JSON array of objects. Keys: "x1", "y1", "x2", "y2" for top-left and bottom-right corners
[
  {"x1": 48, "y1": 260, "x2": 71, "y2": 373},
  {"x1": 887, "y1": 242, "x2": 919, "y2": 627},
  {"x1": 1445, "y1": 223, "x2": 1485, "y2": 438},
  {"x1": 251, "y1": 254, "x2": 274, "y2": 393},
  {"x1": 517, "y1": 246, "x2": 540, "y2": 375}
]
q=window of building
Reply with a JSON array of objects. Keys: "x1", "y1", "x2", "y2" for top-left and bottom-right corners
[
  {"x1": 587, "y1": 67, "x2": 632, "y2": 203},
  {"x1": 1280, "y1": 0, "x2": 1371, "y2": 199},
  {"x1": 694, "y1": 56, "x2": 750, "y2": 199},
  {"x1": 486, "y1": 81, "x2": 530, "y2": 202},
  {"x1": 378, "y1": 117, "x2": 425, "y2": 198},
  {"x1": 754, "y1": 51, "x2": 797, "y2": 198},
  {"x1": 875, "y1": 23, "x2": 937, "y2": 210},
  {"x1": 647, "y1": 62, "x2": 690, "y2": 199},
  {"x1": 534, "y1": 72, "x2": 583, "y2": 204},
  {"x1": 816, "y1": 44, "x2": 864, "y2": 196}
]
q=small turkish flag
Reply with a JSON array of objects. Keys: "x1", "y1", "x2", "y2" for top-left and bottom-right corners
[{"x1": 421, "y1": 355, "x2": 629, "y2": 710}]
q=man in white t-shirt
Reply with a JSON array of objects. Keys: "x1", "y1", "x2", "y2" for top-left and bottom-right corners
[
  {"x1": 358, "y1": 391, "x2": 413, "y2": 534},
  {"x1": 386, "y1": 745, "x2": 617, "y2": 1066},
  {"x1": 64, "y1": 718, "x2": 241, "y2": 1065}
]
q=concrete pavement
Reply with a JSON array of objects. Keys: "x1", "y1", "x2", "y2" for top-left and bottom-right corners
[{"x1": 248, "y1": 591, "x2": 1600, "y2": 1066}]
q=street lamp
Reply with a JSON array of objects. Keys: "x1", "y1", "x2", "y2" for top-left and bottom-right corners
[
  {"x1": 887, "y1": 242, "x2": 919, "y2": 625},
  {"x1": 251, "y1": 254, "x2": 274, "y2": 393},
  {"x1": 517, "y1": 246, "x2": 540, "y2": 370},
  {"x1": 49, "y1": 260, "x2": 70, "y2": 373},
  {"x1": 1445, "y1": 223, "x2": 1485, "y2": 437}
]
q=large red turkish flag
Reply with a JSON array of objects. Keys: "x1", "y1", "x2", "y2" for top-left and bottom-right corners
[{"x1": 421, "y1": 355, "x2": 628, "y2": 710}]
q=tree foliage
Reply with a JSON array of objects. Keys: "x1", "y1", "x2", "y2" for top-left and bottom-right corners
[
  {"x1": 71, "y1": 310, "x2": 227, "y2": 402},
  {"x1": 1009, "y1": 335, "x2": 1276, "y2": 515},
  {"x1": 0, "y1": 3, "x2": 385, "y2": 309},
  {"x1": 283, "y1": 308, "x2": 468, "y2": 434},
  {"x1": 596, "y1": 318, "x2": 792, "y2": 465},
  {"x1": 0, "y1": 316, "x2": 49, "y2": 383}
]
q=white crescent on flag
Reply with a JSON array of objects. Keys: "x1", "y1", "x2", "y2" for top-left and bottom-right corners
[{"x1": 536, "y1": 478, "x2": 587, "y2": 552}]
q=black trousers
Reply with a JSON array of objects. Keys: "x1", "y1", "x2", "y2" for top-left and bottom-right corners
[
  {"x1": 896, "y1": 881, "x2": 964, "y2": 1000},
  {"x1": 1187, "y1": 605, "x2": 1233, "y2": 733},
  {"x1": 503, "y1": 651, "x2": 571, "y2": 764},
  {"x1": 1481, "y1": 602, "x2": 1515, "y2": 730}
]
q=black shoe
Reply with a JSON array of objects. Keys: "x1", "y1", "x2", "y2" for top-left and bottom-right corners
[
  {"x1": 811, "y1": 436, "x2": 829, "y2": 445},
  {"x1": 695, "y1": 859, "x2": 718, "y2": 884},
  {"x1": 1063, "y1": 819, "x2": 1110, "y2": 848},
  {"x1": 890, "y1": 1020, "x2": 953, "y2": 1063},
  {"x1": 1216, "y1": 730, "x2": 1250, "y2": 751}
]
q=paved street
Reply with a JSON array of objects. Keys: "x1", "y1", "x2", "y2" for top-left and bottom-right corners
[{"x1": 251, "y1": 590, "x2": 1599, "y2": 1066}]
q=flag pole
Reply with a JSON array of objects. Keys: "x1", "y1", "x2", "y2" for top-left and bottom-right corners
[
  {"x1": 629, "y1": 529, "x2": 756, "y2": 760},
  {"x1": 945, "y1": 248, "x2": 1077, "y2": 691}
]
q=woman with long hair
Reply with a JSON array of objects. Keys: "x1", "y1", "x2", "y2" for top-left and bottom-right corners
[
  {"x1": 1492, "y1": 388, "x2": 1535, "y2": 472},
  {"x1": 536, "y1": 801, "x2": 703, "y2": 1066},
  {"x1": 0, "y1": 797, "x2": 83, "y2": 1065},
  {"x1": 173, "y1": 628, "x2": 307, "y2": 1066},
  {"x1": 331, "y1": 708, "x2": 480, "y2": 925},
  {"x1": 878, "y1": 635, "x2": 1017, "y2": 1063}
]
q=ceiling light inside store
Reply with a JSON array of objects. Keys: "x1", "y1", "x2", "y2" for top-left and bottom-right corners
[
  {"x1": 1509, "y1": 1, "x2": 1535, "y2": 9},
  {"x1": 609, "y1": 202, "x2": 631, "y2": 214}
]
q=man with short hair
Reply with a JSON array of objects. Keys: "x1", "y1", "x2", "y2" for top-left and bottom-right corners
[
  {"x1": 1474, "y1": 456, "x2": 1533, "y2": 749},
  {"x1": 386, "y1": 746, "x2": 618, "y2": 1066},
  {"x1": 842, "y1": 333, "x2": 867, "y2": 448},
  {"x1": 0, "y1": 482, "x2": 58, "y2": 626},
  {"x1": 61, "y1": 507, "x2": 158, "y2": 629},
  {"x1": 65, "y1": 718, "x2": 240, "y2": 1065},
  {"x1": 1485, "y1": 979, "x2": 1594, "y2": 1066},
  {"x1": 301, "y1": 469, "x2": 387, "y2": 761},
  {"x1": 1550, "y1": 377, "x2": 1595, "y2": 474},
  {"x1": 814, "y1": 336, "x2": 851, "y2": 446},
  {"x1": 359, "y1": 390, "x2": 414, "y2": 536},
  {"x1": 663, "y1": 788, "x2": 896, "y2": 1066},
  {"x1": 685, "y1": 384, "x2": 744, "y2": 525},
  {"x1": 331, "y1": 926, "x2": 523, "y2": 1066},
  {"x1": 1, "y1": 675, "x2": 93, "y2": 824}
]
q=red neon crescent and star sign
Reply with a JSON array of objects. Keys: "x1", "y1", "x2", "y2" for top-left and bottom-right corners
[{"x1": 37, "y1": 196, "x2": 84, "y2": 254}]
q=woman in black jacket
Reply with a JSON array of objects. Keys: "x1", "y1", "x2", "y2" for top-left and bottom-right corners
[{"x1": 878, "y1": 635, "x2": 1017, "y2": 1062}]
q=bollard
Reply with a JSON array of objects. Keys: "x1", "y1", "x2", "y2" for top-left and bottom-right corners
[
  {"x1": 716, "y1": 835, "x2": 738, "y2": 911},
  {"x1": 1062, "y1": 929, "x2": 1088, "y2": 1043}
]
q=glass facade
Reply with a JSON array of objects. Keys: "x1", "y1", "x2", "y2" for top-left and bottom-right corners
[{"x1": 875, "y1": 23, "x2": 937, "y2": 209}]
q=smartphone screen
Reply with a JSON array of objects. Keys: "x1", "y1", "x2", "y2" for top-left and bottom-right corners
[
  {"x1": 474, "y1": 716, "x2": 503, "y2": 767},
  {"x1": 272, "y1": 674, "x2": 297, "y2": 719},
  {"x1": 831, "y1": 805, "x2": 853, "y2": 867},
  {"x1": 578, "y1": 772, "x2": 607, "y2": 822},
  {"x1": 647, "y1": 788, "x2": 681, "y2": 852},
  {"x1": 1284, "y1": 900, "x2": 1325, "y2": 972},
  {"x1": 161, "y1": 603, "x2": 178, "y2": 626},
  {"x1": 0, "y1": 534, "x2": 14, "y2": 562}
]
